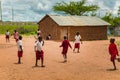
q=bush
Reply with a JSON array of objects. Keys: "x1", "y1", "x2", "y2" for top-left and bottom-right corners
[{"x1": 0, "y1": 22, "x2": 37, "y2": 35}]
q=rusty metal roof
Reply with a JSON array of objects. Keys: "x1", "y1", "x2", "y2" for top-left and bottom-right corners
[{"x1": 48, "y1": 14, "x2": 110, "y2": 26}]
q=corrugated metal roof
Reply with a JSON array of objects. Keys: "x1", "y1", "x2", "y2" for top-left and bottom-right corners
[{"x1": 48, "y1": 15, "x2": 110, "y2": 26}]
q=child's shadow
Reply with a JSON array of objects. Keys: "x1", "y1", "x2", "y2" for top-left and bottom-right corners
[
  {"x1": 59, "y1": 61, "x2": 67, "y2": 63},
  {"x1": 106, "y1": 69, "x2": 118, "y2": 71},
  {"x1": 14, "y1": 62, "x2": 22, "y2": 65},
  {"x1": 32, "y1": 66, "x2": 41, "y2": 68}
]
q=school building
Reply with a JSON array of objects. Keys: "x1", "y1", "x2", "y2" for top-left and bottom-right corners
[{"x1": 37, "y1": 14, "x2": 110, "y2": 41}]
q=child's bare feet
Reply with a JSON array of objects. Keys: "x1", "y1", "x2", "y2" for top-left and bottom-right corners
[
  {"x1": 18, "y1": 62, "x2": 21, "y2": 64},
  {"x1": 63, "y1": 60, "x2": 67, "y2": 63},
  {"x1": 41, "y1": 65, "x2": 45, "y2": 67},
  {"x1": 114, "y1": 67, "x2": 117, "y2": 70},
  {"x1": 35, "y1": 64, "x2": 38, "y2": 67}
]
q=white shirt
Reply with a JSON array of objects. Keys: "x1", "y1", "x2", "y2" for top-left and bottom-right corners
[
  {"x1": 6, "y1": 32, "x2": 10, "y2": 35},
  {"x1": 17, "y1": 40, "x2": 23, "y2": 51},
  {"x1": 37, "y1": 30, "x2": 41, "y2": 34},
  {"x1": 75, "y1": 35, "x2": 81, "y2": 43},
  {"x1": 34, "y1": 41, "x2": 43, "y2": 51}
]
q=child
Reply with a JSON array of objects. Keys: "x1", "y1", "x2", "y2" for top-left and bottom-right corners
[
  {"x1": 17, "y1": 36, "x2": 23, "y2": 64},
  {"x1": 46, "y1": 34, "x2": 51, "y2": 40},
  {"x1": 73, "y1": 32, "x2": 82, "y2": 53},
  {"x1": 34, "y1": 36, "x2": 45, "y2": 67},
  {"x1": 13, "y1": 30, "x2": 19, "y2": 42},
  {"x1": 60, "y1": 36, "x2": 72, "y2": 62},
  {"x1": 37, "y1": 29, "x2": 41, "y2": 35},
  {"x1": 5, "y1": 30, "x2": 10, "y2": 42},
  {"x1": 109, "y1": 38, "x2": 119, "y2": 70},
  {"x1": 34, "y1": 33, "x2": 41, "y2": 40}
]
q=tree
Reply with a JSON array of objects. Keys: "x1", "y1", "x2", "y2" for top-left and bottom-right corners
[
  {"x1": 102, "y1": 13, "x2": 114, "y2": 26},
  {"x1": 118, "y1": 6, "x2": 120, "y2": 17},
  {"x1": 53, "y1": 0, "x2": 99, "y2": 16}
]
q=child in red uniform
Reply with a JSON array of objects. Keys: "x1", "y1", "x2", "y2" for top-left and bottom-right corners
[
  {"x1": 109, "y1": 38, "x2": 119, "y2": 70},
  {"x1": 17, "y1": 36, "x2": 23, "y2": 64},
  {"x1": 5, "y1": 30, "x2": 10, "y2": 42},
  {"x1": 73, "y1": 32, "x2": 82, "y2": 53},
  {"x1": 34, "y1": 37, "x2": 45, "y2": 67},
  {"x1": 60, "y1": 36, "x2": 72, "y2": 62},
  {"x1": 13, "y1": 30, "x2": 19, "y2": 42}
]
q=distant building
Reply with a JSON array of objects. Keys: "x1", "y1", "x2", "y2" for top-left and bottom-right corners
[{"x1": 37, "y1": 14, "x2": 110, "y2": 41}]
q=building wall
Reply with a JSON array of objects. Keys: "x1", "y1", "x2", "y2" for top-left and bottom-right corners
[
  {"x1": 38, "y1": 16, "x2": 60, "y2": 40},
  {"x1": 38, "y1": 16, "x2": 108, "y2": 41},
  {"x1": 69, "y1": 26, "x2": 107, "y2": 41}
]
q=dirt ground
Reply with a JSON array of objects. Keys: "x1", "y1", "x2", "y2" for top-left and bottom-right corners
[{"x1": 0, "y1": 35, "x2": 120, "y2": 80}]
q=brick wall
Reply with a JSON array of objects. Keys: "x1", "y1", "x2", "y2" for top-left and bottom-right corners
[
  {"x1": 38, "y1": 16, "x2": 108, "y2": 41},
  {"x1": 38, "y1": 16, "x2": 60, "y2": 40},
  {"x1": 69, "y1": 26, "x2": 107, "y2": 41}
]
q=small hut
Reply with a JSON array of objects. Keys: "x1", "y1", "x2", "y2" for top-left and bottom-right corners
[{"x1": 38, "y1": 14, "x2": 110, "y2": 41}]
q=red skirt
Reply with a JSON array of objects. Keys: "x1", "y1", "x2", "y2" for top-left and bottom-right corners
[
  {"x1": 74, "y1": 43, "x2": 80, "y2": 48},
  {"x1": 36, "y1": 50, "x2": 44, "y2": 60},
  {"x1": 6, "y1": 35, "x2": 9, "y2": 39},
  {"x1": 111, "y1": 55, "x2": 116, "y2": 61},
  {"x1": 62, "y1": 48, "x2": 68, "y2": 54},
  {"x1": 18, "y1": 51, "x2": 23, "y2": 57}
]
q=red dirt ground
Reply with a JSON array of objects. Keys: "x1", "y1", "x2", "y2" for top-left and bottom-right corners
[{"x1": 0, "y1": 35, "x2": 120, "y2": 80}]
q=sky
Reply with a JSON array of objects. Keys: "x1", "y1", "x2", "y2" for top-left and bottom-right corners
[{"x1": 0, "y1": 0, "x2": 120, "y2": 22}]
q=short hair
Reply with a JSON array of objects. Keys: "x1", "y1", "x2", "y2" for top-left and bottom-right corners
[
  {"x1": 64, "y1": 36, "x2": 67, "y2": 40},
  {"x1": 76, "y1": 32, "x2": 80, "y2": 35},
  {"x1": 110, "y1": 38, "x2": 115, "y2": 43},
  {"x1": 19, "y1": 36, "x2": 22, "y2": 40},
  {"x1": 38, "y1": 36, "x2": 42, "y2": 41}
]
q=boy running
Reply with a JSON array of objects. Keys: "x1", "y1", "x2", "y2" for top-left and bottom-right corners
[
  {"x1": 60, "y1": 36, "x2": 72, "y2": 62},
  {"x1": 109, "y1": 38, "x2": 119, "y2": 70}
]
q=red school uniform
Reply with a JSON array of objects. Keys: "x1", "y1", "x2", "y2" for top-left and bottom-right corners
[
  {"x1": 13, "y1": 32, "x2": 19, "y2": 42},
  {"x1": 60, "y1": 40, "x2": 72, "y2": 54},
  {"x1": 36, "y1": 50, "x2": 44, "y2": 60},
  {"x1": 17, "y1": 40, "x2": 23, "y2": 58},
  {"x1": 109, "y1": 43, "x2": 119, "y2": 61}
]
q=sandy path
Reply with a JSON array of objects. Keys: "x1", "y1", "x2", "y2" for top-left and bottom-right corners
[{"x1": 0, "y1": 35, "x2": 120, "y2": 80}]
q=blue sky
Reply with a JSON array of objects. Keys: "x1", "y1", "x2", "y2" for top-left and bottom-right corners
[{"x1": 0, "y1": 0, "x2": 120, "y2": 22}]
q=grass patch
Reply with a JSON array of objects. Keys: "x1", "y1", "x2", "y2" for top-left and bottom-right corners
[{"x1": 0, "y1": 22, "x2": 38, "y2": 35}]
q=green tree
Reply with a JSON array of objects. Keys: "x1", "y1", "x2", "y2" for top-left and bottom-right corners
[
  {"x1": 53, "y1": 0, "x2": 99, "y2": 16},
  {"x1": 118, "y1": 6, "x2": 120, "y2": 17},
  {"x1": 102, "y1": 13, "x2": 114, "y2": 26}
]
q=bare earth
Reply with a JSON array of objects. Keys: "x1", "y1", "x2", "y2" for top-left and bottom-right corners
[{"x1": 0, "y1": 35, "x2": 120, "y2": 80}]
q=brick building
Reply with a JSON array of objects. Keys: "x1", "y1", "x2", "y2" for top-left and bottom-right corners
[{"x1": 37, "y1": 14, "x2": 110, "y2": 41}]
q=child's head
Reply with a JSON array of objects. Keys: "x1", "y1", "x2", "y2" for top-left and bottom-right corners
[
  {"x1": 37, "y1": 33, "x2": 40, "y2": 36},
  {"x1": 14, "y1": 30, "x2": 17, "y2": 33},
  {"x1": 63, "y1": 36, "x2": 67, "y2": 40},
  {"x1": 76, "y1": 32, "x2": 80, "y2": 36},
  {"x1": 38, "y1": 36, "x2": 42, "y2": 42},
  {"x1": 19, "y1": 36, "x2": 22, "y2": 40},
  {"x1": 110, "y1": 38, "x2": 115, "y2": 43}
]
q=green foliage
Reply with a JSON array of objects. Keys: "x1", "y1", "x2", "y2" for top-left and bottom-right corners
[
  {"x1": 102, "y1": 12, "x2": 120, "y2": 35},
  {"x1": 53, "y1": 0, "x2": 99, "y2": 16},
  {"x1": 102, "y1": 13, "x2": 114, "y2": 26},
  {"x1": 0, "y1": 22, "x2": 37, "y2": 35},
  {"x1": 116, "y1": 41, "x2": 120, "y2": 50},
  {"x1": 118, "y1": 6, "x2": 120, "y2": 16},
  {"x1": 102, "y1": 13, "x2": 120, "y2": 27}
]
